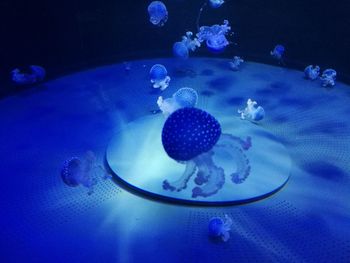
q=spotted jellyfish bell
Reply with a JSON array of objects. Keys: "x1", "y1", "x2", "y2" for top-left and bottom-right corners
[
  {"x1": 157, "y1": 87, "x2": 198, "y2": 115},
  {"x1": 304, "y1": 65, "x2": 320, "y2": 80},
  {"x1": 149, "y1": 64, "x2": 171, "y2": 91},
  {"x1": 209, "y1": 0, "x2": 225, "y2": 9},
  {"x1": 147, "y1": 1, "x2": 168, "y2": 27},
  {"x1": 173, "y1": 32, "x2": 201, "y2": 59},
  {"x1": 320, "y1": 68, "x2": 337, "y2": 87},
  {"x1": 208, "y1": 214, "x2": 233, "y2": 242},
  {"x1": 238, "y1": 98, "x2": 265, "y2": 122}
]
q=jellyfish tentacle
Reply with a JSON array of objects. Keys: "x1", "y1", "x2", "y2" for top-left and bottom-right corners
[
  {"x1": 192, "y1": 151, "x2": 225, "y2": 198},
  {"x1": 162, "y1": 160, "x2": 197, "y2": 192}
]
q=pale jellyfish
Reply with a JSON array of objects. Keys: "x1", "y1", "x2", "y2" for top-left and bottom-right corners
[
  {"x1": 320, "y1": 69, "x2": 336, "y2": 87},
  {"x1": 238, "y1": 99, "x2": 265, "y2": 122},
  {"x1": 150, "y1": 64, "x2": 171, "y2": 90},
  {"x1": 157, "y1": 87, "x2": 198, "y2": 115},
  {"x1": 11, "y1": 65, "x2": 46, "y2": 85},
  {"x1": 196, "y1": 20, "x2": 232, "y2": 53},
  {"x1": 162, "y1": 108, "x2": 252, "y2": 198},
  {"x1": 173, "y1": 32, "x2": 201, "y2": 59},
  {"x1": 148, "y1": 1, "x2": 168, "y2": 27},
  {"x1": 229, "y1": 56, "x2": 244, "y2": 71},
  {"x1": 208, "y1": 214, "x2": 233, "y2": 242},
  {"x1": 209, "y1": 0, "x2": 225, "y2": 8},
  {"x1": 304, "y1": 65, "x2": 320, "y2": 80},
  {"x1": 61, "y1": 151, "x2": 111, "y2": 195},
  {"x1": 270, "y1": 44, "x2": 285, "y2": 63}
]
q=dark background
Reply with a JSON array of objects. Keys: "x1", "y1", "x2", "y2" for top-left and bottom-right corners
[{"x1": 0, "y1": 0, "x2": 349, "y2": 95}]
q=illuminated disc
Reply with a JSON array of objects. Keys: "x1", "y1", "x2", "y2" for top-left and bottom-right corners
[{"x1": 106, "y1": 114, "x2": 291, "y2": 205}]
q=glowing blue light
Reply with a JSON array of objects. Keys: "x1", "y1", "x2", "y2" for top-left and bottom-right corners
[
  {"x1": 238, "y1": 99, "x2": 265, "y2": 122},
  {"x1": 209, "y1": 0, "x2": 225, "y2": 8},
  {"x1": 149, "y1": 64, "x2": 171, "y2": 91}
]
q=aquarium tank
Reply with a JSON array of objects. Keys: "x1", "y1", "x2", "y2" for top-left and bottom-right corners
[{"x1": 0, "y1": 0, "x2": 350, "y2": 262}]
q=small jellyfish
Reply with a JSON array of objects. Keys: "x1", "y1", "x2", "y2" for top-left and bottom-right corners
[
  {"x1": 238, "y1": 99, "x2": 265, "y2": 122},
  {"x1": 304, "y1": 65, "x2": 320, "y2": 80},
  {"x1": 320, "y1": 69, "x2": 336, "y2": 87},
  {"x1": 208, "y1": 214, "x2": 233, "y2": 242},
  {"x1": 173, "y1": 32, "x2": 201, "y2": 59},
  {"x1": 162, "y1": 108, "x2": 252, "y2": 198},
  {"x1": 196, "y1": 20, "x2": 232, "y2": 53},
  {"x1": 209, "y1": 0, "x2": 225, "y2": 8},
  {"x1": 229, "y1": 56, "x2": 244, "y2": 71},
  {"x1": 61, "y1": 151, "x2": 111, "y2": 195},
  {"x1": 147, "y1": 1, "x2": 168, "y2": 27},
  {"x1": 123, "y1": 61, "x2": 132, "y2": 75},
  {"x1": 11, "y1": 65, "x2": 46, "y2": 85},
  {"x1": 157, "y1": 87, "x2": 198, "y2": 115},
  {"x1": 270, "y1": 45, "x2": 285, "y2": 63},
  {"x1": 149, "y1": 64, "x2": 171, "y2": 91}
]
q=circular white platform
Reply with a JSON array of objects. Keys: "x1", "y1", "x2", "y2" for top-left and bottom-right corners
[{"x1": 106, "y1": 112, "x2": 291, "y2": 205}]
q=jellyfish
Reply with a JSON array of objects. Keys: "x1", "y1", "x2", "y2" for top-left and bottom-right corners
[
  {"x1": 162, "y1": 108, "x2": 252, "y2": 198},
  {"x1": 61, "y1": 151, "x2": 111, "y2": 195},
  {"x1": 320, "y1": 69, "x2": 336, "y2": 87},
  {"x1": 270, "y1": 44, "x2": 285, "y2": 63},
  {"x1": 238, "y1": 99, "x2": 265, "y2": 122},
  {"x1": 173, "y1": 32, "x2": 201, "y2": 59},
  {"x1": 304, "y1": 65, "x2": 320, "y2": 80},
  {"x1": 196, "y1": 20, "x2": 232, "y2": 53},
  {"x1": 229, "y1": 56, "x2": 244, "y2": 71},
  {"x1": 147, "y1": 1, "x2": 168, "y2": 27},
  {"x1": 157, "y1": 87, "x2": 198, "y2": 115},
  {"x1": 11, "y1": 65, "x2": 46, "y2": 85},
  {"x1": 209, "y1": 0, "x2": 225, "y2": 8},
  {"x1": 208, "y1": 214, "x2": 233, "y2": 242},
  {"x1": 150, "y1": 64, "x2": 171, "y2": 90}
]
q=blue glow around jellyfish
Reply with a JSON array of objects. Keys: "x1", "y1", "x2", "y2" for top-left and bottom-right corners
[
  {"x1": 304, "y1": 65, "x2": 320, "y2": 80},
  {"x1": 208, "y1": 214, "x2": 233, "y2": 242},
  {"x1": 149, "y1": 64, "x2": 171, "y2": 90},
  {"x1": 270, "y1": 44, "x2": 285, "y2": 62},
  {"x1": 196, "y1": 20, "x2": 232, "y2": 53},
  {"x1": 162, "y1": 108, "x2": 252, "y2": 198},
  {"x1": 320, "y1": 69, "x2": 337, "y2": 87},
  {"x1": 157, "y1": 87, "x2": 198, "y2": 115},
  {"x1": 147, "y1": 1, "x2": 168, "y2": 27},
  {"x1": 209, "y1": 0, "x2": 225, "y2": 9}
]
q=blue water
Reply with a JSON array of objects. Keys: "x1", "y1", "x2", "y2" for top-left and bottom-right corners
[{"x1": 0, "y1": 58, "x2": 349, "y2": 262}]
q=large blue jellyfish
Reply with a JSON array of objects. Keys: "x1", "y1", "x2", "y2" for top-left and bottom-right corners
[
  {"x1": 147, "y1": 1, "x2": 168, "y2": 27},
  {"x1": 196, "y1": 20, "x2": 232, "y2": 53},
  {"x1": 320, "y1": 68, "x2": 337, "y2": 87},
  {"x1": 150, "y1": 64, "x2": 171, "y2": 90},
  {"x1": 173, "y1": 32, "x2": 201, "y2": 59},
  {"x1": 157, "y1": 87, "x2": 198, "y2": 115},
  {"x1": 208, "y1": 214, "x2": 233, "y2": 242},
  {"x1": 209, "y1": 0, "x2": 225, "y2": 8},
  {"x1": 11, "y1": 65, "x2": 46, "y2": 85},
  {"x1": 162, "y1": 108, "x2": 252, "y2": 198},
  {"x1": 61, "y1": 151, "x2": 111, "y2": 195}
]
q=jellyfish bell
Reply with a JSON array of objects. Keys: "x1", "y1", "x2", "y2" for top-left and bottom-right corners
[
  {"x1": 208, "y1": 0, "x2": 225, "y2": 9},
  {"x1": 270, "y1": 44, "x2": 285, "y2": 60},
  {"x1": 173, "y1": 41, "x2": 189, "y2": 59},
  {"x1": 208, "y1": 215, "x2": 232, "y2": 242},
  {"x1": 304, "y1": 65, "x2": 320, "y2": 80},
  {"x1": 11, "y1": 65, "x2": 46, "y2": 85},
  {"x1": 206, "y1": 34, "x2": 229, "y2": 53},
  {"x1": 162, "y1": 107, "x2": 222, "y2": 161},
  {"x1": 149, "y1": 64, "x2": 171, "y2": 90},
  {"x1": 61, "y1": 157, "x2": 83, "y2": 187},
  {"x1": 320, "y1": 68, "x2": 337, "y2": 87},
  {"x1": 173, "y1": 87, "x2": 198, "y2": 108},
  {"x1": 147, "y1": 1, "x2": 168, "y2": 27}
]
